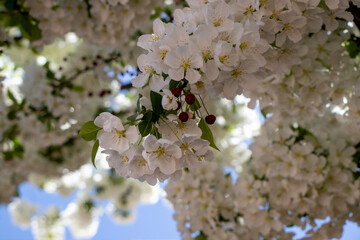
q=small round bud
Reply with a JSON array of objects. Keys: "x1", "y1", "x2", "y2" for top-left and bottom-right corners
[
  {"x1": 81, "y1": 56, "x2": 87, "y2": 61},
  {"x1": 99, "y1": 90, "x2": 106, "y2": 97},
  {"x1": 205, "y1": 114, "x2": 216, "y2": 125},
  {"x1": 88, "y1": 92, "x2": 93, "y2": 97},
  {"x1": 179, "y1": 112, "x2": 189, "y2": 122},
  {"x1": 185, "y1": 94, "x2": 195, "y2": 105},
  {"x1": 172, "y1": 88, "x2": 182, "y2": 97}
]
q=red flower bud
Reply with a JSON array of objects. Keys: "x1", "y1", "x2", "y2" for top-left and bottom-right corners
[
  {"x1": 179, "y1": 112, "x2": 189, "y2": 122},
  {"x1": 205, "y1": 114, "x2": 216, "y2": 125},
  {"x1": 185, "y1": 94, "x2": 195, "y2": 105},
  {"x1": 172, "y1": 88, "x2": 182, "y2": 97}
]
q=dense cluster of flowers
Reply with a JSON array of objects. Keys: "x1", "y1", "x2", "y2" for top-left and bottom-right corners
[
  {"x1": 2, "y1": 0, "x2": 360, "y2": 239},
  {"x1": 167, "y1": 110, "x2": 360, "y2": 239},
  {"x1": 94, "y1": 0, "x2": 360, "y2": 182},
  {"x1": 23, "y1": 0, "x2": 164, "y2": 46},
  {"x1": 0, "y1": 36, "x2": 132, "y2": 203},
  {"x1": 89, "y1": 0, "x2": 360, "y2": 238}
]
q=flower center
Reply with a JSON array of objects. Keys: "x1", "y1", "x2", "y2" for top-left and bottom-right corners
[
  {"x1": 181, "y1": 58, "x2": 191, "y2": 69},
  {"x1": 151, "y1": 34, "x2": 160, "y2": 42},
  {"x1": 219, "y1": 55, "x2": 230, "y2": 64},
  {"x1": 137, "y1": 158, "x2": 149, "y2": 167},
  {"x1": 156, "y1": 147, "x2": 167, "y2": 159},
  {"x1": 161, "y1": 49, "x2": 168, "y2": 60},
  {"x1": 212, "y1": 17, "x2": 223, "y2": 27},
  {"x1": 239, "y1": 42, "x2": 248, "y2": 50}
]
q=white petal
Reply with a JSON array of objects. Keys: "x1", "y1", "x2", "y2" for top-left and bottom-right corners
[
  {"x1": 189, "y1": 53, "x2": 203, "y2": 68},
  {"x1": 126, "y1": 126, "x2": 139, "y2": 144},
  {"x1": 223, "y1": 79, "x2": 238, "y2": 99},
  {"x1": 144, "y1": 135, "x2": 158, "y2": 152},
  {"x1": 158, "y1": 158, "x2": 176, "y2": 175},
  {"x1": 115, "y1": 137, "x2": 130, "y2": 153},
  {"x1": 149, "y1": 74, "x2": 165, "y2": 92},
  {"x1": 132, "y1": 74, "x2": 149, "y2": 88},
  {"x1": 186, "y1": 68, "x2": 201, "y2": 84},
  {"x1": 204, "y1": 60, "x2": 219, "y2": 81},
  {"x1": 94, "y1": 112, "x2": 113, "y2": 127},
  {"x1": 153, "y1": 18, "x2": 165, "y2": 35},
  {"x1": 168, "y1": 68, "x2": 184, "y2": 81},
  {"x1": 164, "y1": 51, "x2": 181, "y2": 69}
]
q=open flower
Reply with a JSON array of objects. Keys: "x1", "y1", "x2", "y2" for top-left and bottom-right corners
[
  {"x1": 164, "y1": 45, "x2": 203, "y2": 84},
  {"x1": 132, "y1": 53, "x2": 165, "y2": 92},
  {"x1": 143, "y1": 135, "x2": 182, "y2": 175},
  {"x1": 162, "y1": 89, "x2": 178, "y2": 110},
  {"x1": 95, "y1": 113, "x2": 139, "y2": 154},
  {"x1": 178, "y1": 136, "x2": 214, "y2": 169}
]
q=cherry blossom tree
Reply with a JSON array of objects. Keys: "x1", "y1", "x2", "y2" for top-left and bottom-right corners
[{"x1": 1, "y1": 0, "x2": 360, "y2": 239}]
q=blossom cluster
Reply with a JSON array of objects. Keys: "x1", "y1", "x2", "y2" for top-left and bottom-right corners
[
  {"x1": 0, "y1": 37, "x2": 130, "y2": 203},
  {"x1": 95, "y1": 0, "x2": 360, "y2": 182},
  {"x1": 23, "y1": 0, "x2": 164, "y2": 46},
  {"x1": 166, "y1": 110, "x2": 360, "y2": 239},
  {"x1": 138, "y1": 0, "x2": 360, "y2": 239}
]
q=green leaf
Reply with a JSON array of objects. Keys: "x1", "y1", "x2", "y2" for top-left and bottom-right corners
[
  {"x1": 79, "y1": 121, "x2": 101, "y2": 141},
  {"x1": 318, "y1": 0, "x2": 330, "y2": 10},
  {"x1": 346, "y1": 37, "x2": 360, "y2": 59},
  {"x1": 7, "y1": 109, "x2": 17, "y2": 120},
  {"x1": 194, "y1": 232, "x2": 207, "y2": 240},
  {"x1": 7, "y1": 89, "x2": 17, "y2": 105},
  {"x1": 150, "y1": 91, "x2": 164, "y2": 115},
  {"x1": 198, "y1": 118, "x2": 220, "y2": 151},
  {"x1": 169, "y1": 80, "x2": 181, "y2": 91},
  {"x1": 72, "y1": 85, "x2": 84, "y2": 92},
  {"x1": 91, "y1": 140, "x2": 99, "y2": 168},
  {"x1": 138, "y1": 120, "x2": 152, "y2": 137},
  {"x1": 138, "y1": 111, "x2": 153, "y2": 137},
  {"x1": 46, "y1": 70, "x2": 55, "y2": 79},
  {"x1": 4, "y1": 0, "x2": 16, "y2": 11},
  {"x1": 190, "y1": 99, "x2": 201, "y2": 112},
  {"x1": 127, "y1": 113, "x2": 138, "y2": 124},
  {"x1": 137, "y1": 95, "x2": 142, "y2": 113},
  {"x1": 260, "y1": 109, "x2": 267, "y2": 119}
]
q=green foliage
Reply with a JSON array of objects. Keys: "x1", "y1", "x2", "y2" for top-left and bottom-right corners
[
  {"x1": 1, "y1": 0, "x2": 42, "y2": 42},
  {"x1": 2, "y1": 137, "x2": 24, "y2": 160},
  {"x1": 317, "y1": 0, "x2": 330, "y2": 10},
  {"x1": 150, "y1": 91, "x2": 164, "y2": 115},
  {"x1": 7, "y1": 89, "x2": 17, "y2": 105},
  {"x1": 138, "y1": 110, "x2": 153, "y2": 137},
  {"x1": 137, "y1": 95, "x2": 142, "y2": 113},
  {"x1": 127, "y1": 113, "x2": 138, "y2": 124},
  {"x1": 91, "y1": 140, "x2": 99, "y2": 168},
  {"x1": 169, "y1": 79, "x2": 181, "y2": 91},
  {"x1": 194, "y1": 232, "x2": 207, "y2": 240},
  {"x1": 189, "y1": 98, "x2": 201, "y2": 112},
  {"x1": 79, "y1": 121, "x2": 102, "y2": 141},
  {"x1": 345, "y1": 34, "x2": 360, "y2": 59},
  {"x1": 198, "y1": 118, "x2": 220, "y2": 151}
]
